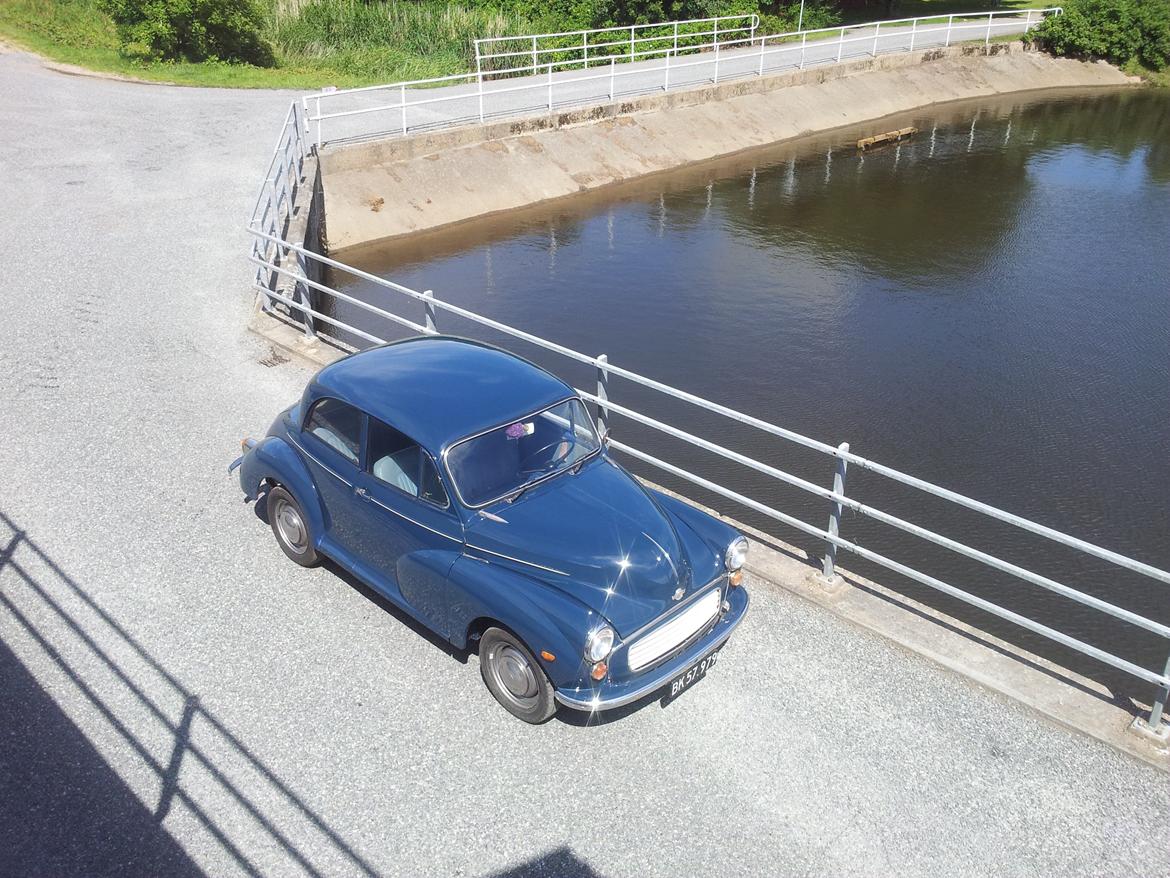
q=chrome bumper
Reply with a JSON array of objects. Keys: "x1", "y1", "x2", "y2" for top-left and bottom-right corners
[{"x1": 554, "y1": 585, "x2": 749, "y2": 711}]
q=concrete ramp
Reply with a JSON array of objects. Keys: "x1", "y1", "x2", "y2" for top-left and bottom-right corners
[{"x1": 320, "y1": 45, "x2": 1133, "y2": 253}]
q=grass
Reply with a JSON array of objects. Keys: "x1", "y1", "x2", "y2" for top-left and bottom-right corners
[
  {"x1": 0, "y1": 0, "x2": 537, "y2": 89},
  {"x1": 0, "y1": 0, "x2": 1128, "y2": 90}
]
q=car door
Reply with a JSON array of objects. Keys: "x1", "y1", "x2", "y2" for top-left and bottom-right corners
[
  {"x1": 295, "y1": 397, "x2": 366, "y2": 553},
  {"x1": 351, "y1": 415, "x2": 465, "y2": 632}
]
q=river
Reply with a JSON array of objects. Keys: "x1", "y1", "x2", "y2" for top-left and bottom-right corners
[{"x1": 325, "y1": 88, "x2": 1170, "y2": 695}]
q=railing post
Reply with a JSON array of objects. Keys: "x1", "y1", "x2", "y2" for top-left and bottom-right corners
[
  {"x1": 821, "y1": 442, "x2": 850, "y2": 581},
  {"x1": 799, "y1": 32, "x2": 807, "y2": 69},
  {"x1": 630, "y1": 25, "x2": 635, "y2": 61},
  {"x1": 946, "y1": 14, "x2": 954, "y2": 47},
  {"x1": 758, "y1": 35, "x2": 765, "y2": 75},
  {"x1": 985, "y1": 11, "x2": 993, "y2": 47},
  {"x1": 596, "y1": 354, "x2": 610, "y2": 435},
  {"x1": 532, "y1": 36, "x2": 538, "y2": 74},
  {"x1": 295, "y1": 250, "x2": 316, "y2": 342},
  {"x1": 609, "y1": 55, "x2": 616, "y2": 101},
  {"x1": 664, "y1": 50, "x2": 670, "y2": 91},
  {"x1": 400, "y1": 84, "x2": 407, "y2": 136},
  {"x1": 583, "y1": 32, "x2": 589, "y2": 68},
  {"x1": 909, "y1": 18, "x2": 917, "y2": 51},
  {"x1": 714, "y1": 41, "x2": 720, "y2": 83},
  {"x1": 1147, "y1": 654, "x2": 1170, "y2": 731},
  {"x1": 713, "y1": 17, "x2": 719, "y2": 48},
  {"x1": 315, "y1": 95, "x2": 322, "y2": 148},
  {"x1": 1024, "y1": 9, "x2": 1034, "y2": 33},
  {"x1": 547, "y1": 62, "x2": 553, "y2": 112},
  {"x1": 674, "y1": 21, "x2": 679, "y2": 53},
  {"x1": 837, "y1": 26, "x2": 845, "y2": 62},
  {"x1": 422, "y1": 289, "x2": 436, "y2": 334},
  {"x1": 477, "y1": 72, "x2": 484, "y2": 123},
  {"x1": 872, "y1": 21, "x2": 880, "y2": 57}
]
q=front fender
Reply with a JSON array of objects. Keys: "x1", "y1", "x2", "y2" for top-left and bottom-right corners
[
  {"x1": 648, "y1": 488, "x2": 740, "y2": 581},
  {"x1": 239, "y1": 436, "x2": 326, "y2": 545},
  {"x1": 445, "y1": 556, "x2": 595, "y2": 688}
]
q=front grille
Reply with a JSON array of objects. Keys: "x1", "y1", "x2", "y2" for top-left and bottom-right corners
[{"x1": 627, "y1": 589, "x2": 722, "y2": 672}]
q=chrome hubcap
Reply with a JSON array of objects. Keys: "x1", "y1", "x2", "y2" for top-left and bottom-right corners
[
  {"x1": 274, "y1": 498, "x2": 308, "y2": 554},
  {"x1": 491, "y1": 645, "x2": 539, "y2": 707}
]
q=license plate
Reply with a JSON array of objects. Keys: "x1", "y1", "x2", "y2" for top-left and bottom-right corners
[{"x1": 664, "y1": 647, "x2": 721, "y2": 703}]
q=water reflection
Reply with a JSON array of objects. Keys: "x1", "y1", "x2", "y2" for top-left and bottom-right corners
[{"x1": 327, "y1": 89, "x2": 1170, "y2": 691}]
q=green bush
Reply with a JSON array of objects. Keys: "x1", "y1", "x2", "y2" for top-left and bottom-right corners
[
  {"x1": 100, "y1": 0, "x2": 275, "y2": 65},
  {"x1": 1033, "y1": 0, "x2": 1170, "y2": 70}
]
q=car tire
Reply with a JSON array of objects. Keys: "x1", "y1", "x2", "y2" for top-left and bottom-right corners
[
  {"x1": 267, "y1": 485, "x2": 320, "y2": 567},
  {"x1": 479, "y1": 627, "x2": 557, "y2": 724}
]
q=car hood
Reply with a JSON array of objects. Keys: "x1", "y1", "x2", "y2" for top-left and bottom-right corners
[{"x1": 464, "y1": 458, "x2": 710, "y2": 636}]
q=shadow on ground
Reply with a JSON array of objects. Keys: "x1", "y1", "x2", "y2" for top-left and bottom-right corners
[{"x1": 0, "y1": 510, "x2": 385, "y2": 877}]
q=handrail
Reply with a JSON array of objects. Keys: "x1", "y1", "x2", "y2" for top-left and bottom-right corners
[
  {"x1": 244, "y1": 216, "x2": 1170, "y2": 730},
  {"x1": 249, "y1": 1, "x2": 1170, "y2": 732},
  {"x1": 303, "y1": 8, "x2": 1061, "y2": 147}
]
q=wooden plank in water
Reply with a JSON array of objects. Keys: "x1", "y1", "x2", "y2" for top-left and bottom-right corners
[{"x1": 857, "y1": 127, "x2": 919, "y2": 150}]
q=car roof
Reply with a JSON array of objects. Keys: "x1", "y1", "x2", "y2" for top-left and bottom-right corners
[{"x1": 308, "y1": 336, "x2": 575, "y2": 452}]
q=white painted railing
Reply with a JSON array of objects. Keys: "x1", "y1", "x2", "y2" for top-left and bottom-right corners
[
  {"x1": 302, "y1": 8, "x2": 1062, "y2": 148},
  {"x1": 473, "y1": 14, "x2": 758, "y2": 78},
  {"x1": 246, "y1": 128, "x2": 1169, "y2": 735}
]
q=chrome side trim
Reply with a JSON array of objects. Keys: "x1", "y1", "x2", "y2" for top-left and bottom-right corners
[
  {"x1": 289, "y1": 436, "x2": 353, "y2": 487},
  {"x1": 464, "y1": 544, "x2": 570, "y2": 577},
  {"x1": 364, "y1": 493, "x2": 463, "y2": 543}
]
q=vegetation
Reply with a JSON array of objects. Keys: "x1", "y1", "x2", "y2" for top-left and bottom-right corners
[
  {"x1": 1031, "y1": 0, "x2": 1170, "y2": 72},
  {"x1": 100, "y1": 0, "x2": 275, "y2": 65},
  {"x1": 0, "y1": 0, "x2": 1164, "y2": 89}
]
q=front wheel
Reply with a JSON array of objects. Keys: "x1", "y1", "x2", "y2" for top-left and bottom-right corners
[
  {"x1": 479, "y1": 627, "x2": 556, "y2": 724},
  {"x1": 267, "y1": 485, "x2": 320, "y2": 567}
]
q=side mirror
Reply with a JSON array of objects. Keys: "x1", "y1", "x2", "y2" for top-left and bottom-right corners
[{"x1": 599, "y1": 427, "x2": 611, "y2": 448}]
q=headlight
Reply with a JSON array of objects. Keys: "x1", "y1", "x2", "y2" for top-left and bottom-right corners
[
  {"x1": 585, "y1": 626, "x2": 615, "y2": 663},
  {"x1": 725, "y1": 536, "x2": 749, "y2": 572}
]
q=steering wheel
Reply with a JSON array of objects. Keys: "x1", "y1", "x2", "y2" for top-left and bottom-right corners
[{"x1": 518, "y1": 438, "x2": 573, "y2": 474}]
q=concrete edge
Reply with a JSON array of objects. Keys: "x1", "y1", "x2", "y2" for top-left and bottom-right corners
[
  {"x1": 322, "y1": 43, "x2": 1045, "y2": 173},
  {"x1": 641, "y1": 480, "x2": 1170, "y2": 772}
]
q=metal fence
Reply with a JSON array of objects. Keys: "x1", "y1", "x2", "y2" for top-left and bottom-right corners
[
  {"x1": 249, "y1": 6, "x2": 1170, "y2": 733},
  {"x1": 302, "y1": 8, "x2": 1062, "y2": 148},
  {"x1": 473, "y1": 14, "x2": 758, "y2": 78}
]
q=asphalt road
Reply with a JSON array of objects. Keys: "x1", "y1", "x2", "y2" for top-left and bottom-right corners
[
  {"x1": 314, "y1": 16, "x2": 1038, "y2": 144},
  {"x1": 2, "y1": 45, "x2": 1168, "y2": 878}
]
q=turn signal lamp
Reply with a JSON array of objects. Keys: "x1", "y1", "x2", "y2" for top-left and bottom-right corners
[
  {"x1": 590, "y1": 661, "x2": 608, "y2": 681},
  {"x1": 540, "y1": 650, "x2": 556, "y2": 662},
  {"x1": 728, "y1": 570, "x2": 743, "y2": 587}
]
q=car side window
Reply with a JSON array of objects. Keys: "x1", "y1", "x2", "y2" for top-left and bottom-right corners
[
  {"x1": 304, "y1": 398, "x2": 361, "y2": 465},
  {"x1": 367, "y1": 417, "x2": 449, "y2": 508}
]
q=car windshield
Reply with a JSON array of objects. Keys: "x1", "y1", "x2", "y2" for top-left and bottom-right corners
[{"x1": 445, "y1": 398, "x2": 601, "y2": 507}]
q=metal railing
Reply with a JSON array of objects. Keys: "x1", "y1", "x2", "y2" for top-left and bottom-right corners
[
  {"x1": 473, "y1": 14, "x2": 758, "y2": 78},
  {"x1": 246, "y1": 171, "x2": 1170, "y2": 732},
  {"x1": 302, "y1": 8, "x2": 1061, "y2": 148}
]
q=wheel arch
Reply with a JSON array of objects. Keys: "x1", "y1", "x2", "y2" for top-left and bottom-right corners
[{"x1": 240, "y1": 436, "x2": 327, "y2": 545}]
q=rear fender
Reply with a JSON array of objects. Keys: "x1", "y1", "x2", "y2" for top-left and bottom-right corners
[
  {"x1": 239, "y1": 436, "x2": 326, "y2": 543},
  {"x1": 446, "y1": 556, "x2": 594, "y2": 688}
]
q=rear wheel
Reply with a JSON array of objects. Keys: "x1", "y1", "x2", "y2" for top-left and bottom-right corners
[
  {"x1": 479, "y1": 627, "x2": 556, "y2": 724},
  {"x1": 267, "y1": 485, "x2": 320, "y2": 567}
]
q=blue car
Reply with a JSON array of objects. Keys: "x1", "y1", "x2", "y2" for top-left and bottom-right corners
[{"x1": 232, "y1": 337, "x2": 749, "y2": 722}]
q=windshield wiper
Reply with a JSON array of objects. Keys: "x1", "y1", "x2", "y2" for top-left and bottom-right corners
[{"x1": 505, "y1": 480, "x2": 538, "y2": 504}]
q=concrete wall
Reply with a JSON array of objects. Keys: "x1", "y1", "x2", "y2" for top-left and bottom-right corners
[{"x1": 321, "y1": 43, "x2": 1133, "y2": 253}]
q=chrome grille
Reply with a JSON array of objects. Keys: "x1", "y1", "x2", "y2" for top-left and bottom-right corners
[{"x1": 627, "y1": 589, "x2": 721, "y2": 672}]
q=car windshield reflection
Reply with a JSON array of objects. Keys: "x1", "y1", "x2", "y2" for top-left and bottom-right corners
[{"x1": 445, "y1": 398, "x2": 601, "y2": 507}]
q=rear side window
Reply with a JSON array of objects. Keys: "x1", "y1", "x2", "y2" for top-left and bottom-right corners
[
  {"x1": 304, "y1": 398, "x2": 361, "y2": 464},
  {"x1": 367, "y1": 418, "x2": 449, "y2": 507}
]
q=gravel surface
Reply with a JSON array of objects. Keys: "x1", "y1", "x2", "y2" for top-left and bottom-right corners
[{"x1": 1, "y1": 45, "x2": 1167, "y2": 878}]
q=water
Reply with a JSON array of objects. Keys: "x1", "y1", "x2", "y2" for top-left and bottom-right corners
[{"x1": 327, "y1": 89, "x2": 1170, "y2": 697}]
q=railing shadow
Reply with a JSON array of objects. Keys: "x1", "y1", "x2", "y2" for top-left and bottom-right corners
[{"x1": 0, "y1": 510, "x2": 384, "y2": 877}]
